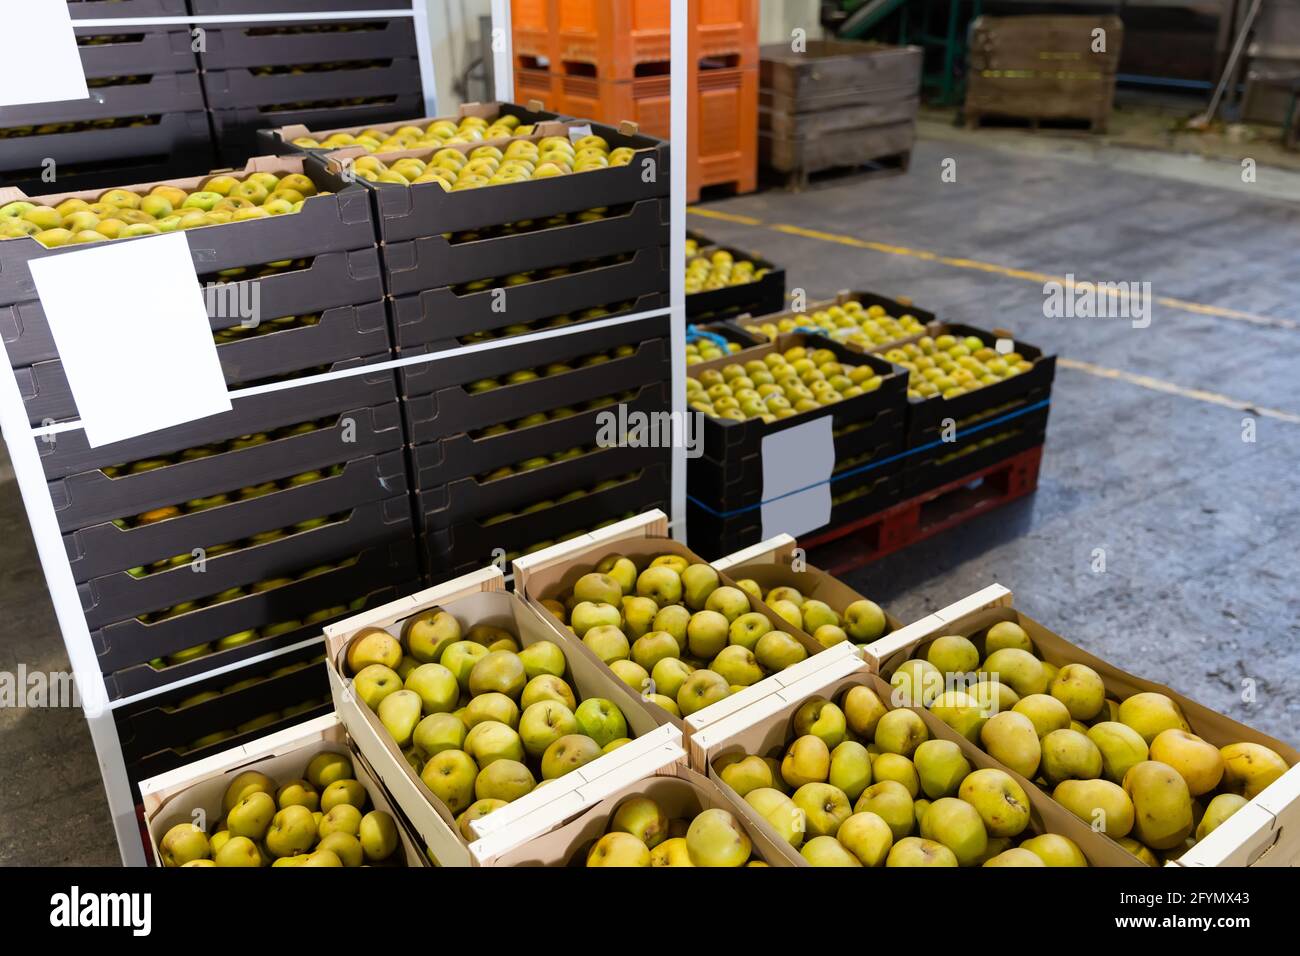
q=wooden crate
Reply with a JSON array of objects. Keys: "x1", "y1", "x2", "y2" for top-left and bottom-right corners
[
  {"x1": 964, "y1": 15, "x2": 1124, "y2": 133},
  {"x1": 759, "y1": 39, "x2": 921, "y2": 113}
]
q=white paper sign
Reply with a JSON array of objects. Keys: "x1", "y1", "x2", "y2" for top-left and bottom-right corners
[
  {"x1": 568, "y1": 124, "x2": 594, "y2": 144},
  {"x1": 760, "y1": 415, "x2": 835, "y2": 540},
  {"x1": 0, "y1": 3, "x2": 88, "y2": 108},
  {"x1": 28, "y1": 233, "x2": 231, "y2": 448}
]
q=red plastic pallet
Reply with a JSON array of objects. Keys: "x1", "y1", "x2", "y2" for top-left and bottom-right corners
[{"x1": 801, "y1": 444, "x2": 1044, "y2": 576}]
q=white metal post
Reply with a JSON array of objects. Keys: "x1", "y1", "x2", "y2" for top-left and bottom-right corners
[
  {"x1": 411, "y1": 1, "x2": 440, "y2": 116},
  {"x1": 490, "y1": 0, "x2": 516, "y2": 102},
  {"x1": 669, "y1": 0, "x2": 688, "y2": 541}
]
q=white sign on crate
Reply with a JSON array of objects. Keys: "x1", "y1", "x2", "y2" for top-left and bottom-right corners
[
  {"x1": 29, "y1": 233, "x2": 231, "y2": 448},
  {"x1": 760, "y1": 415, "x2": 835, "y2": 539},
  {"x1": 0, "y1": 3, "x2": 88, "y2": 107}
]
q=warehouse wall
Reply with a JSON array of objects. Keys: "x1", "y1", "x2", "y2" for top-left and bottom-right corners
[{"x1": 760, "y1": 0, "x2": 828, "y2": 45}]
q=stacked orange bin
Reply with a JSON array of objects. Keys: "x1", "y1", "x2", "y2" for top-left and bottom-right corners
[{"x1": 513, "y1": 0, "x2": 758, "y2": 201}]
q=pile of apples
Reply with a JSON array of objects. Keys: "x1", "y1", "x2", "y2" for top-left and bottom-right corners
[
  {"x1": 292, "y1": 112, "x2": 529, "y2": 152},
  {"x1": 686, "y1": 345, "x2": 885, "y2": 423},
  {"x1": 685, "y1": 336, "x2": 744, "y2": 365},
  {"x1": 346, "y1": 134, "x2": 634, "y2": 190},
  {"x1": 585, "y1": 796, "x2": 769, "y2": 867},
  {"x1": 0, "y1": 172, "x2": 319, "y2": 247},
  {"x1": 158, "y1": 750, "x2": 403, "y2": 866},
  {"x1": 739, "y1": 581, "x2": 888, "y2": 652},
  {"x1": 540, "y1": 554, "x2": 813, "y2": 720},
  {"x1": 714, "y1": 685, "x2": 1090, "y2": 866},
  {"x1": 343, "y1": 615, "x2": 634, "y2": 841},
  {"x1": 893, "y1": 620, "x2": 1293, "y2": 864},
  {"x1": 882, "y1": 333, "x2": 1035, "y2": 402},
  {"x1": 685, "y1": 248, "x2": 768, "y2": 295},
  {"x1": 740, "y1": 299, "x2": 925, "y2": 351}
]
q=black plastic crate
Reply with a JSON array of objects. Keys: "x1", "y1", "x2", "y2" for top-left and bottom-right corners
[
  {"x1": 80, "y1": 491, "x2": 411, "y2": 627},
  {"x1": 409, "y1": 381, "x2": 670, "y2": 488},
  {"x1": 0, "y1": 72, "x2": 205, "y2": 127},
  {"x1": 391, "y1": 247, "x2": 668, "y2": 349},
  {"x1": 382, "y1": 198, "x2": 669, "y2": 296},
  {"x1": 91, "y1": 528, "x2": 418, "y2": 692},
  {"x1": 74, "y1": 28, "x2": 199, "y2": 78},
  {"x1": 211, "y1": 96, "x2": 424, "y2": 166},
  {"x1": 896, "y1": 324, "x2": 1056, "y2": 445},
  {"x1": 99, "y1": 551, "x2": 420, "y2": 699},
  {"x1": 117, "y1": 642, "x2": 331, "y2": 782},
  {"x1": 51, "y1": 401, "x2": 405, "y2": 533},
  {"x1": 728, "y1": 288, "x2": 938, "y2": 343},
  {"x1": 200, "y1": 19, "x2": 418, "y2": 70},
  {"x1": 423, "y1": 463, "x2": 671, "y2": 578},
  {"x1": 903, "y1": 401, "x2": 1050, "y2": 496},
  {"x1": 68, "y1": 0, "x2": 189, "y2": 17},
  {"x1": 685, "y1": 232, "x2": 786, "y2": 321},
  {"x1": 322, "y1": 118, "x2": 671, "y2": 242},
  {"x1": 36, "y1": 363, "x2": 398, "y2": 479},
  {"x1": 202, "y1": 59, "x2": 422, "y2": 111},
  {"x1": 256, "y1": 100, "x2": 568, "y2": 156},
  {"x1": 191, "y1": 0, "x2": 413, "y2": 11},
  {"x1": 417, "y1": 443, "x2": 671, "y2": 532},
  {"x1": 0, "y1": 158, "x2": 373, "y2": 309},
  {"x1": 687, "y1": 465, "x2": 906, "y2": 560},
  {"x1": 0, "y1": 110, "x2": 213, "y2": 179},
  {"x1": 66, "y1": 451, "x2": 409, "y2": 582}
]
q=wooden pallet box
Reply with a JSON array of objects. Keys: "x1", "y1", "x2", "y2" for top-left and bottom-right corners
[{"x1": 965, "y1": 15, "x2": 1124, "y2": 133}]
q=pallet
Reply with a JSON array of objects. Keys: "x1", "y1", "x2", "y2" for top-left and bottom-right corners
[
  {"x1": 963, "y1": 111, "x2": 1108, "y2": 134},
  {"x1": 765, "y1": 149, "x2": 912, "y2": 192},
  {"x1": 800, "y1": 444, "x2": 1044, "y2": 576}
]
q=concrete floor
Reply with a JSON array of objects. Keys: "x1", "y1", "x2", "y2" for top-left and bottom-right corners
[{"x1": 3, "y1": 127, "x2": 1299, "y2": 865}]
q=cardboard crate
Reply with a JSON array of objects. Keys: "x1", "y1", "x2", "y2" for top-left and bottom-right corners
[
  {"x1": 256, "y1": 100, "x2": 567, "y2": 156},
  {"x1": 390, "y1": 247, "x2": 667, "y2": 350},
  {"x1": 36, "y1": 367, "x2": 398, "y2": 481},
  {"x1": 210, "y1": 96, "x2": 425, "y2": 166},
  {"x1": 74, "y1": 28, "x2": 200, "y2": 78},
  {"x1": 0, "y1": 72, "x2": 205, "y2": 127},
  {"x1": 685, "y1": 244, "x2": 786, "y2": 322},
  {"x1": 476, "y1": 760, "x2": 793, "y2": 866},
  {"x1": 511, "y1": 510, "x2": 861, "y2": 736},
  {"x1": 140, "y1": 714, "x2": 426, "y2": 867},
  {"x1": 322, "y1": 566, "x2": 683, "y2": 867},
  {"x1": 689, "y1": 653, "x2": 1140, "y2": 865},
  {"x1": 423, "y1": 462, "x2": 672, "y2": 579},
  {"x1": 202, "y1": 59, "x2": 422, "y2": 111},
  {"x1": 199, "y1": 19, "x2": 419, "y2": 70},
  {"x1": 97, "y1": 538, "x2": 420, "y2": 700},
  {"x1": 319, "y1": 117, "x2": 670, "y2": 242},
  {"x1": 116, "y1": 641, "x2": 330, "y2": 779},
  {"x1": 1176, "y1": 766, "x2": 1300, "y2": 866},
  {"x1": 867, "y1": 584, "x2": 1300, "y2": 866},
  {"x1": 381, "y1": 197, "x2": 669, "y2": 296},
  {"x1": 2, "y1": 248, "x2": 384, "y2": 369},
  {"x1": 66, "y1": 454, "x2": 409, "y2": 584},
  {"x1": 0, "y1": 157, "x2": 374, "y2": 309},
  {"x1": 80, "y1": 490, "x2": 413, "y2": 628}
]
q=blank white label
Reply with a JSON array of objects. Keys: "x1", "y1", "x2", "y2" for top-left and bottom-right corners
[
  {"x1": 0, "y1": 4, "x2": 88, "y2": 107},
  {"x1": 760, "y1": 415, "x2": 835, "y2": 540},
  {"x1": 28, "y1": 233, "x2": 231, "y2": 448}
]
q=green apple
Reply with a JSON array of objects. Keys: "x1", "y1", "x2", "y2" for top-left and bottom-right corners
[
  {"x1": 930, "y1": 690, "x2": 988, "y2": 743},
  {"x1": 439, "y1": 641, "x2": 489, "y2": 690},
  {"x1": 301, "y1": 848, "x2": 343, "y2": 867},
  {"x1": 541, "y1": 734, "x2": 602, "y2": 779},
  {"x1": 913, "y1": 739, "x2": 971, "y2": 799},
  {"x1": 574, "y1": 571, "x2": 624, "y2": 606},
  {"x1": 1050, "y1": 663, "x2": 1107, "y2": 721},
  {"x1": 413, "y1": 712, "x2": 467, "y2": 758},
  {"x1": 316, "y1": 831, "x2": 363, "y2": 867},
  {"x1": 318, "y1": 803, "x2": 362, "y2": 838},
  {"x1": 919, "y1": 796, "x2": 987, "y2": 866},
  {"x1": 405, "y1": 662, "x2": 459, "y2": 714},
  {"x1": 402, "y1": 609, "x2": 462, "y2": 663},
  {"x1": 222, "y1": 770, "x2": 276, "y2": 812},
  {"x1": 782, "y1": 734, "x2": 831, "y2": 788},
  {"x1": 214, "y1": 836, "x2": 262, "y2": 867},
  {"x1": 676, "y1": 669, "x2": 730, "y2": 716},
  {"x1": 595, "y1": 555, "x2": 637, "y2": 594},
  {"x1": 890, "y1": 658, "x2": 944, "y2": 707},
  {"x1": 587, "y1": 832, "x2": 651, "y2": 866},
  {"x1": 793, "y1": 697, "x2": 848, "y2": 749},
  {"x1": 464, "y1": 720, "x2": 525, "y2": 767},
  {"x1": 980, "y1": 648, "x2": 1048, "y2": 697},
  {"x1": 378, "y1": 690, "x2": 423, "y2": 747},
  {"x1": 652, "y1": 605, "x2": 691, "y2": 645},
  {"x1": 728, "y1": 612, "x2": 771, "y2": 651},
  {"x1": 768, "y1": 599, "x2": 802, "y2": 630},
  {"x1": 855, "y1": 780, "x2": 915, "y2": 841},
  {"x1": 265, "y1": 805, "x2": 317, "y2": 858},
  {"x1": 874, "y1": 707, "x2": 929, "y2": 756},
  {"x1": 1013, "y1": 694, "x2": 1072, "y2": 738},
  {"x1": 686, "y1": 809, "x2": 751, "y2": 867},
  {"x1": 1041, "y1": 729, "x2": 1103, "y2": 784},
  {"x1": 520, "y1": 674, "x2": 576, "y2": 710},
  {"x1": 745, "y1": 787, "x2": 804, "y2": 847},
  {"x1": 519, "y1": 700, "x2": 579, "y2": 758},
  {"x1": 838, "y1": 811, "x2": 892, "y2": 866},
  {"x1": 159, "y1": 823, "x2": 209, "y2": 866},
  {"x1": 828, "y1": 741, "x2": 873, "y2": 801},
  {"x1": 420, "y1": 750, "x2": 479, "y2": 815},
  {"x1": 227, "y1": 791, "x2": 276, "y2": 841},
  {"x1": 320, "y1": 779, "x2": 366, "y2": 812},
  {"x1": 396, "y1": 656, "x2": 421, "y2": 681},
  {"x1": 458, "y1": 799, "x2": 509, "y2": 841},
  {"x1": 812, "y1": 624, "x2": 849, "y2": 648},
  {"x1": 631, "y1": 631, "x2": 680, "y2": 672},
  {"x1": 843, "y1": 684, "x2": 888, "y2": 738},
  {"x1": 754, "y1": 630, "x2": 808, "y2": 672},
  {"x1": 984, "y1": 620, "x2": 1033, "y2": 654},
  {"x1": 464, "y1": 692, "x2": 520, "y2": 729},
  {"x1": 612, "y1": 796, "x2": 669, "y2": 849},
  {"x1": 583, "y1": 625, "x2": 630, "y2": 664},
  {"x1": 1020, "y1": 833, "x2": 1088, "y2": 867},
  {"x1": 686, "y1": 610, "x2": 729, "y2": 659},
  {"x1": 475, "y1": 758, "x2": 535, "y2": 802},
  {"x1": 306, "y1": 752, "x2": 352, "y2": 789},
  {"x1": 733, "y1": 578, "x2": 763, "y2": 603},
  {"x1": 710, "y1": 646, "x2": 763, "y2": 687},
  {"x1": 871, "y1": 753, "x2": 920, "y2": 797},
  {"x1": 468, "y1": 650, "x2": 527, "y2": 699},
  {"x1": 518, "y1": 639, "x2": 566, "y2": 679},
  {"x1": 648, "y1": 693, "x2": 679, "y2": 717},
  {"x1": 574, "y1": 698, "x2": 628, "y2": 747},
  {"x1": 1087, "y1": 721, "x2": 1149, "y2": 783},
  {"x1": 718, "y1": 755, "x2": 773, "y2": 797},
  {"x1": 792, "y1": 782, "x2": 852, "y2": 838},
  {"x1": 926, "y1": 635, "x2": 979, "y2": 674},
  {"x1": 621, "y1": 596, "x2": 659, "y2": 639},
  {"x1": 359, "y1": 810, "x2": 399, "y2": 861},
  {"x1": 982, "y1": 710, "x2": 1043, "y2": 779},
  {"x1": 704, "y1": 586, "x2": 749, "y2": 622},
  {"x1": 801, "y1": 835, "x2": 861, "y2": 867},
  {"x1": 800, "y1": 599, "x2": 839, "y2": 633},
  {"x1": 651, "y1": 657, "x2": 692, "y2": 701},
  {"x1": 680, "y1": 563, "x2": 720, "y2": 610},
  {"x1": 570, "y1": 601, "x2": 622, "y2": 638},
  {"x1": 275, "y1": 779, "x2": 318, "y2": 811},
  {"x1": 636, "y1": 566, "x2": 683, "y2": 606},
  {"x1": 346, "y1": 627, "x2": 403, "y2": 673},
  {"x1": 610, "y1": 659, "x2": 651, "y2": 692},
  {"x1": 844, "y1": 599, "x2": 887, "y2": 642}
]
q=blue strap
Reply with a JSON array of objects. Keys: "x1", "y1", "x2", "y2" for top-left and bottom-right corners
[
  {"x1": 687, "y1": 397, "x2": 1051, "y2": 519},
  {"x1": 685, "y1": 324, "x2": 731, "y2": 349}
]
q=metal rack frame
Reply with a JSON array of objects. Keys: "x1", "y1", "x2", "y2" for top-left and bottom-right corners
[{"x1": 0, "y1": 1, "x2": 688, "y2": 865}]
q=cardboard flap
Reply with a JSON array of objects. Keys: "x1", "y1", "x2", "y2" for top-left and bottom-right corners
[
  {"x1": 710, "y1": 534, "x2": 796, "y2": 571},
  {"x1": 511, "y1": 508, "x2": 667, "y2": 598}
]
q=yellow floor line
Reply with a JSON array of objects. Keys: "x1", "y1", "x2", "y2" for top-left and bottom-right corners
[
  {"x1": 691, "y1": 208, "x2": 1297, "y2": 332},
  {"x1": 1058, "y1": 358, "x2": 1300, "y2": 424}
]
